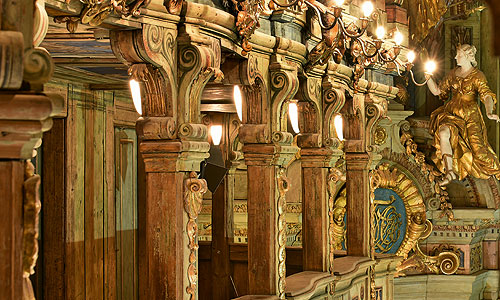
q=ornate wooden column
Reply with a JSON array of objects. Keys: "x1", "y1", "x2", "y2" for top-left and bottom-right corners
[
  {"x1": 0, "y1": 0, "x2": 59, "y2": 298},
  {"x1": 234, "y1": 54, "x2": 299, "y2": 297},
  {"x1": 111, "y1": 20, "x2": 221, "y2": 299},
  {"x1": 298, "y1": 71, "x2": 344, "y2": 272},
  {"x1": 343, "y1": 89, "x2": 387, "y2": 257}
]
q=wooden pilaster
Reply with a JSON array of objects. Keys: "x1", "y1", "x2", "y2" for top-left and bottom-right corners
[
  {"x1": 0, "y1": 161, "x2": 24, "y2": 300},
  {"x1": 243, "y1": 145, "x2": 280, "y2": 295},
  {"x1": 300, "y1": 149, "x2": 329, "y2": 271},
  {"x1": 345, "y1": 152, "x2": 371, "y2": 257}
]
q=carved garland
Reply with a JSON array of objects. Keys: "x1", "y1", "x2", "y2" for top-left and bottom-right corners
[
  {"x1": 184, "y1": 172, "x2": 208, "y2": 299},
  {"x1": 277, "y1": 168, "x2": 290, "y2": 299}
]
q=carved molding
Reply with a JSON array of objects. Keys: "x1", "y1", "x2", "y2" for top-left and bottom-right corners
[
  {"x1": 296, "y1": 74, "x2": 322, "y2": 138},
  {"x1": 0, "y1": 31, "x2": 24, "y2": 89},
  {"x1": 129, "y1": 63, "x2": 171, "y2": 117},
  {"x1": 184, "y1": 172, "x2": 208, "y2": 299}
]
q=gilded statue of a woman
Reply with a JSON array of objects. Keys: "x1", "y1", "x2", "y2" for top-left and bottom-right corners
[{"x1": 426, "y1": 44, "x2": 500, "y2": 185}]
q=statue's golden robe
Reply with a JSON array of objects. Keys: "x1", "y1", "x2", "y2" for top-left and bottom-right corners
[{"x1": 430, "y1": 67, "x2": 500, "y2": 180}]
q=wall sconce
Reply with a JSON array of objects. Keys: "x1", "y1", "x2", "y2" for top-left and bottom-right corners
[
  {"x1": 288, "y1": 101, "x2": 300, "y2": 134},
  {"x1": 233, "y1": 85, "x2": 243, "y2": 121},
  {"x1": 334, "y1": 114, "x2": 344, "y2": 141},
  {"x1": 129, "y1": 79, "x2": 142, "y2": 115},
  {"x1": 210, "y1": 125, "x2": 223, "y2": 145}
]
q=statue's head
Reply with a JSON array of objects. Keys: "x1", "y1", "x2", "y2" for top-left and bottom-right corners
[{"x1": 455, "y1": 44, "x2": 477, "y2": 67}]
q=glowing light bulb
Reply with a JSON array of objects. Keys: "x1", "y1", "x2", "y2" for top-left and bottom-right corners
[
  {"x1": 362, "y1": 1, "x2": 374, "y2": 18},
  {"x1": 289, "y1": 102, "x2": 300, "y2": 134},
  {"x1": 425, "y1": 60, "x2": 437, "y2": 74},
  {"x1": 233, "y1": 85, "x2": 243, "y2": 121},
  {"x1": 210, "y1": 125, "x2": 223, "y2": 145},
  {"x1": 334, "y1": 114, "x2": 344, "y2": 141},
  {"x1": 129, "y1": 79, "x2": 142, "y2": 115},
  {"x1": 375, "y1": 26, "x2": 385, "y2": 40},
  {"x1": 394, "y1": 31, "x2": 403, "y2": 45},
  {"x1": 334, "y1": 0, "x2": 344, "y2": 6},
  {"x1": 407, "y1": 50, "x2": 416, "y2": 63}
]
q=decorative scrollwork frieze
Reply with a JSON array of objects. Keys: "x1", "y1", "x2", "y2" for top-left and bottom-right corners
[{"x1": 184, "y1": 172, "x2": 208, "y2": 299}]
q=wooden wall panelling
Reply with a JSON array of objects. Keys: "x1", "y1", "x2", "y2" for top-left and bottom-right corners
[
  {"x1": 84, "y1": 89, "x2": 105, "y2": 299},
  {"x1": 105, "y1": 103, "x2": 117, "y2": 300},
  {"x1": 65, "y1": 83, "x2": 87, "y2": 300},
  {"x1": 114, "y1": 127, "x2": 138, "y2": 300},
  {"x1": 41, "y1": 118, "x2": 66, "y2": 299}
]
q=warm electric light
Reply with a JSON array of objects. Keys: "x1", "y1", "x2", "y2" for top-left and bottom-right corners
[
  {"x1": 210, "y1": 125, "x2": 223, "y2": 146},
  {"x1": 394, "y1": 31, "x2": 403, "y2": 45},
  {"x1": 334, "y1": 114, "x2": 344, "y2": 141},
  {"x1": 407, "y1": 50, "x2": 416, "y2": 63},
  {"x1": 425, "y1": 60, "x2": 437, "y2": 74},
  {"x1": 129, "y1": 79, "x2": 142, "y2": 115},
  {"x1": 289, "y1": 102, "x2": 300, "y2": 134},
  {"x1": 334, "y1": 0, "x2": 344, "y2": 6},
  {"x1": 375, "y1": 26, "x2": 385, "y2": 40},
  {"x1": 233, "y1": 85, "x2": 243, "y2": 121},
  {"x1": 361, "y1": 1, "x2": 374, "y2": 17}
]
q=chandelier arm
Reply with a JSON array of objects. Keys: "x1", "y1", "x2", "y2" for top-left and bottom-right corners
[
  {"x1": 307, "y1": 3, "x2": 338, "y2": 30},
  {"x1": 409, "y1": 69, "x2": 428, "y2": 86},
  {"x1": 358, "y1": 38, "x2": 378, "y2": 58},
  {"x1": 338, "y1": 18, "x2": 367, "y2": 39},
  {"x1": 377, "y1": 49, "x2": 398, "y2": 63},
  {"x1": 269, "y1": 0, "x2": 302, "y2": 8}
]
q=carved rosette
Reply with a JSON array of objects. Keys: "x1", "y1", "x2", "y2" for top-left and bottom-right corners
[
  {"x1": 276, "y1": 168, "x2": 289, "y2": 299},
  {"x1": 183, "y1": 172, "x2": 208, "y2": 299}
]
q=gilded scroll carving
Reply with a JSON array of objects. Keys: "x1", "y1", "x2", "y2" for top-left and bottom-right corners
[
  {"x1": 397, "y1": 222, "x2": 460, "y2": 275},
  {"x1": 400, "y1": 125, "x2": 453, "y2": 220},
  {"x1": 184, "y1": 172, "x2": 208, "y2": 299},
  {"x1": 277, "y1": 168, "x2": 289, "y2": 299}
]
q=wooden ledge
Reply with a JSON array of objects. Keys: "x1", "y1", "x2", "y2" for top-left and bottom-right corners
[
  {"x1": 232, "y1": 295, "x2": 279, "y2": 300},
  {"x1": 285, "y1": 271, "x2": 332, "y2": 297},
  {"x1": 332, "y1": 256, "x2": 373, "y2": 275}
]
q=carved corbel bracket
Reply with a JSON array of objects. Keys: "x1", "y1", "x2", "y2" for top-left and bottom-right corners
[
  {"x1": 322, "y1": 77, "x2": 345, "y2": 149},
  {"x1": 365, "y1": 93, "x2": 388, "y2": 168},
  {"x1": 0, "y1": 31, "x2": 24, "y2": 89},
  {"x1": 178, "y1": 35, "x2": 223, "y2": 124},
  {"x1": 296, "y1": 73, "x2": 322, "y2": 148},
  {"x1": 270, "y1": 55, "x2": 299, "y2": 133},
  {"x1": 111, "y1": 24, "x2": 178, "y2": 118}
]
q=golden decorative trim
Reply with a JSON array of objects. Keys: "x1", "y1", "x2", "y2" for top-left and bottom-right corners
[
  {"x1": 374, "y1": 126, "x2": 387, "y2": 146},
  {"x1": 397, "y1": 224, "x2": 460, "y2": 275},
  {"x1": 277, "y1": 168, "x2": 289, "y2": 299},
  {"x1": 23, "y1": 161, "x2": 41, "y2": 278},
  {"x1": 184, "y1": 172, "x2": 208, "y2": 299},
  {"x1": 400, "y1": 126, "x2": 453, "y2": 220}
]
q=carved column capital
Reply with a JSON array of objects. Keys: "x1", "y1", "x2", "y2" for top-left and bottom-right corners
[{"x1": 0, "y1": 93, "x2": 64, "y2": 159}]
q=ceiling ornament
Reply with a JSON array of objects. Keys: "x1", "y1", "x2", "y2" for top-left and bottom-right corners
[{"x1": 54, "y1": 0, "x2": 146, "y2": 33}]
